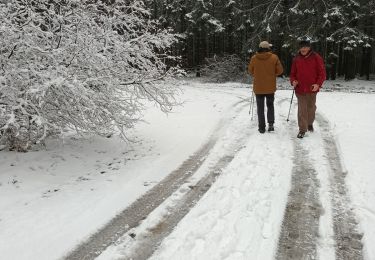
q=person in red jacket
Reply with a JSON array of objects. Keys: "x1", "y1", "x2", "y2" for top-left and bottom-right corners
[{"x1": 290, "y1": 39, "x2": 326, "y2": 138}]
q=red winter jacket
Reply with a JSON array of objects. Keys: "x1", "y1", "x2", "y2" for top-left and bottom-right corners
[{"x1": 290, "y1": 51, "x2": 326, "y2": 94}]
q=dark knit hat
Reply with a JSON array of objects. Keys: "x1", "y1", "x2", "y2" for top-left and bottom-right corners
[{"x1": 299, "y1": 39, "x2": 311, "y2": 48}]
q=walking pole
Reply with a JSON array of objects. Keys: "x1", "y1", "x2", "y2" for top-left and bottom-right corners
[
  {"x1": 286, "y1": 89, "x2": 295, "y2": 122},
  {"x1": 249, "y1": 90, "x2": 255, "y2": 120},
  {"x1": 251, "y1": 91, "x2": 255, "y2": 121},
  {"x1": 249, "y1": 91, "x2": 253, "y2": 114}
]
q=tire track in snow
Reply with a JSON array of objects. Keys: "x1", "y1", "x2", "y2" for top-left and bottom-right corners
[
  {"x1": 276, "y1": 97, "x2": 322, "y2": 260},
  {"x1": 276, "y1": 127, "x2": 322, "y2": 260},
  {"x1": 120, "y1": 155, "x2": 238, "y2": 260},
  {"x1": 64, "y1": 98, "x2": 249, "y2": 260},
  {"x1": 316, "y1": 113, "x2": 363, "y2": 260},
  {"x1": 276, "y1": 97, "x2": 363, "y2": 260},
  {"x1": 97, "y1": 102, "x2": 252, "y2": 260}
]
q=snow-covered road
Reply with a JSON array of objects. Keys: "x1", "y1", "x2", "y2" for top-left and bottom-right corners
[
  {"x1": 1, "y1": 79, "x2": 375, "y2": 260},
  {"x1": 66, "y1": 92, "x2": 251, "y2": 259}
]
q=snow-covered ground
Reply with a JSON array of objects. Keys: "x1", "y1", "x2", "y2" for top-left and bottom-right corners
[
  {"x1": 318, "y1": 92, "x2": 375, "y2": 259},
  {"x1": 1, "y1": 79, "x2": 375, "y2": 260},
  {"x1": 0, "y1": 84, "x2": 246, "y2": 259}
]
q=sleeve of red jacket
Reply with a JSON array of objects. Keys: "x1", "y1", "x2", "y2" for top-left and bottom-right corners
[
  {"x1": 290, "y1": 58, "x2": 297, "y2": 84},
  {"x1": 315, "y1": 54, "x2": 326, "y2": 87}
]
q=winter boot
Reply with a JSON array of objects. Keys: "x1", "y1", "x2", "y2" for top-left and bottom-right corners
[
  {"x1": 297, "y1": 131, "x2": 305, "y2": 139},
  {"x1": 308, "y1": 125, "x2": 314, "y2": 132},
  {"x1": 258, "y1": 127, "x2": 266, "y2": 134},
  {"x1": 268, "y1": 123, "x2": 274, "y2": 132}
]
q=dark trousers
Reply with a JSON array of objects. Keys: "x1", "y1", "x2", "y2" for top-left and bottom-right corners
[{"x1": 256, "y1": 94, "x2": 275, "y2": 129}]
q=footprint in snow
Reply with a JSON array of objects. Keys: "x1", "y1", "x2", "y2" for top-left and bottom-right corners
[
  {"x1": 144, "y1": 181, "x2": 157, "y2": 187},
  {"x1": 76, "y1": 176, "x2": 91, "y2": 182},
  {"x1": 9, "y1": 178, "x2": 20, "y2": 186},
  {"x1": 42, "y1": 189, "x2": 60, "y2": 198}
]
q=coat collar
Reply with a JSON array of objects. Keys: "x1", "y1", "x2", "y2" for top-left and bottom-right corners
[{"x1": 298, "y1": 50, "x2": 313, "y2": 58}]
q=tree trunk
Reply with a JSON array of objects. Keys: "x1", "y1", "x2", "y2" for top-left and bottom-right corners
[
  {"x1": 344, "y1": 50, "x2": 356, "y2": 80},
  {"x1": 338, "y1": 43, "x2": 344, "y2": 76}
]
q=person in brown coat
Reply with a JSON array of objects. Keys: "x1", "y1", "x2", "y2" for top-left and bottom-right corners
[{"x1": 248, "y1": 41, "x2": 284, "y2": 133}]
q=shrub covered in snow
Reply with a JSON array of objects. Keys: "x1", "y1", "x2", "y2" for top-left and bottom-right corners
[
  {"x1": 200, "y1": 54, "x2": 247, "y2": 83},
  {"x1": 0, "y1": 0, "x2": 181, "y2": 151}
]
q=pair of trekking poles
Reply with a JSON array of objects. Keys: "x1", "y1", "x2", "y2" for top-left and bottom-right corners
[{"x1": 249, "y1": 89, "x2": 295, "y2": 122}]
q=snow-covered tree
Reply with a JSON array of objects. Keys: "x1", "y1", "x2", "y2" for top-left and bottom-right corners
[
  {"x1": 185, "y1": 0, "x2": 224, "y2": 65},
  {"x1": 98, "y1": 0, "x2": 375, "y2": 78},
  {"x1": 0, "y1": 0, "x2": 181, "y2": 151},
  {"x1": 323, "y1": 0, "x2": 370, "y2": 50}
]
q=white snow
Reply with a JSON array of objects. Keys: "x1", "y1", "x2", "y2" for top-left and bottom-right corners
[
  {"x1": 318, "y1": 92, "x2": 375, "y2": 259},
  {"x1": 147, "y1": 121, "x2": 294, "y2": 260},
  {"x1": 300, "y1": 127, "x2": 336, "y2": 260},
  {"x1": 0, "y1": 85, "x2": 242, "y2": 260},
  {"x1": 1, "y1": 79, "x2": 375, "y2": 260}
]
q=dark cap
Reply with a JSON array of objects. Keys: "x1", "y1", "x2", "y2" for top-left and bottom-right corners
[{"x1": 299, "y1": 40, "x2": 311, "y2": 48}]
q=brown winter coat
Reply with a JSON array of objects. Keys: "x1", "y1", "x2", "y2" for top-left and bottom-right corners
[{"x1": 248, "y1": 51, "x2": 284, "y2": 94}]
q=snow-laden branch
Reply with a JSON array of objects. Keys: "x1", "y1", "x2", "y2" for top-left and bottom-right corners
[{"x1": 0, "y1": 0, "x2": 182, "y2": 151}]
